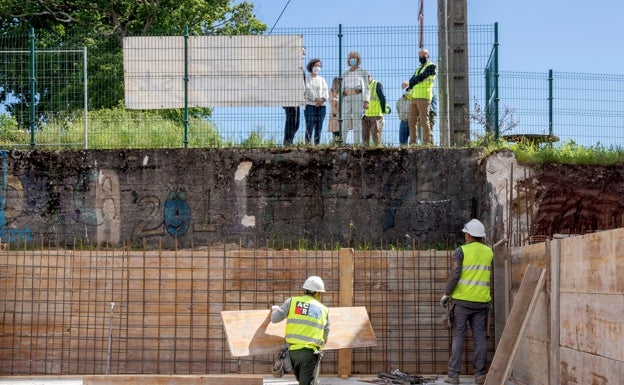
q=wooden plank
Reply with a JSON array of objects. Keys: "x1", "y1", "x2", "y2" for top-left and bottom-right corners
[
  {"x1": 338, "y1": 248, "x2": 354, "y2": 378},
  {"x1": 83, "y1": 374, "x2": 263, "y2": 385},
  {"x1": 221, "y1": 306, "x2": 377, "y2": 357},
  {"x1": 484, "y1": 264, "x2": 546, "y2": 385},
  {"x1": 549, "y1": 239, "x2": 561, "y2": 385},
  {"x1": 493, "y1": 241, "x2": 508, "y2": 348}
]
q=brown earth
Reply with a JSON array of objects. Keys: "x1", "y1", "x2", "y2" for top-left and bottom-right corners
[{"x1": 530, "y1": 163, "x2": 624, "y2": 236}]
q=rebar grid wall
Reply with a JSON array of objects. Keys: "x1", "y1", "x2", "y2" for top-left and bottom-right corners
[{"x1": 0, "y1": 245, "x2": 495, "y2": 376}]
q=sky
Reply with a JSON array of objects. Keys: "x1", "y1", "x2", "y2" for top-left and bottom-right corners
[{"x1": 250, "y1": 0, "x2": 624, "y2": 75}]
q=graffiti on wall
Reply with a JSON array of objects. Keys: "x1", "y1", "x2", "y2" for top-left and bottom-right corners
[
  {"x1": 95, "y1": 169, "x2": 121, "y2": 245},
  {"x1": 0, "y1": 150, "x2": 31, "y2": 242},
  {"x1": 133, "y1": 187, "x2": 216, "y2": 239}
]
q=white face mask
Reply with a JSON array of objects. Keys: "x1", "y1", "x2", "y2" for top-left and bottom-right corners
[
  {"x1": 312, "y1": 66, "x2": 321, "y2": 74},
  {"x1": 349, "y1": 58, "x2": 357, "y2": 66}
]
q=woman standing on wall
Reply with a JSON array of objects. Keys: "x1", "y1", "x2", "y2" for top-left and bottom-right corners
[
  {"x1": 304, "y1": 58, "x2": 329, "y2": 145},
  {"x1": 341, "y1": 51, "x2": 370, "y2": 145}
]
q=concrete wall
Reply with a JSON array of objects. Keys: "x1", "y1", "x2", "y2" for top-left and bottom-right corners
[{"x1": 1, "y1": 148, "x2": 486, "y2": 248}]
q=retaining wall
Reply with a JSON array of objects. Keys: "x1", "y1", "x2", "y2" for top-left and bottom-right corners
[{"x1": 1, "y1": 148, "x2": 486, "y2": 248}]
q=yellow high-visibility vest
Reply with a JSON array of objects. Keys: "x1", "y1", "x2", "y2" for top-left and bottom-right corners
[
  {"x1": 408, "y1": 62, "x2": 436, "y2": 101},
  {"x1": 451, "y1": 242, "x2": 493, "y2": 303},
  {"x1": 365, "y1": 80, "x2": 382, "y2": 117},
  {"x1": 284, "y1": 295, "x2": 328, "y2": 351}
]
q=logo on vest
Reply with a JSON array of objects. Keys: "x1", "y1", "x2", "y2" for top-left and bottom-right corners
[{"x1": 294, "y1": 301, "x2": 322, "y2": 319}]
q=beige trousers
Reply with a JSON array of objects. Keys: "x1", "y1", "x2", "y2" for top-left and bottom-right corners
[{"x1": 408, "y1": 98, "x2": 432, "y2": 145}]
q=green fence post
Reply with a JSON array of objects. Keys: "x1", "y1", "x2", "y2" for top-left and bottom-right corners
[
  {"x1": 29, "y1": 26, "x2": 36, "y2": 150},
  {"x1": 493, "y1": 22, "x2": 499, "y2": 141},
  {"x1": 548, "y1": 69, "x2": 553, "y2": 137},
  {"x1": 337, "y1": 24, "x2": 344, "y2": 145},
  {"x1": 184, "y1": 25, "x2": 189, "y2": 148}
]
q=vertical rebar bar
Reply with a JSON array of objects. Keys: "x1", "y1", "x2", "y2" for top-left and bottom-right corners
[{"x1": 106, "y1": 302, "x2": 115, "y2": 375}]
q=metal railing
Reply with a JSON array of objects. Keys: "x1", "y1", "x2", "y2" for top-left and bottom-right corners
[{"x1": 3, "y1": 24, "x2": 624, "y2": 149}]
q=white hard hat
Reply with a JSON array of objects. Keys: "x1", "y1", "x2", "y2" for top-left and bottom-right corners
[
  {"x1": 462, "y1": 219, "x2": 486, "y2": 238},
  {"x1": 302, "y1": 276, "x2": 326, "y2": 293}
]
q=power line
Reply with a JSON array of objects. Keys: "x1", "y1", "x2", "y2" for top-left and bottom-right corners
[{"x1": 267, "y1": 0, "x2": 293, "y2": 35}]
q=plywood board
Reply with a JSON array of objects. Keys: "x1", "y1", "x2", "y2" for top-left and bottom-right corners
[
  {"x1": 559, "y1": 229, "x2": 624, "y2": 293},
  {"x1": 484, "y1": 265, "x2": 546, "y2": 385},
  {"x1": 83, "y1": 374, "x2": 263, "y2": 385},
  {"x1": 559, "y1": 346, "x2": 624, "y2": 385},
  {"x1": 221, "y1": 306, "x2": 377, "y2": 357},
  {"x1": 559, "y1": 293, "x2": 624, "y2": 361}
]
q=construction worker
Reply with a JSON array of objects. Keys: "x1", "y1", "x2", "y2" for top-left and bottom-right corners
[
  {"x1": 362, "y1": 73, "x2": 389, "y2": 146},
  {"x1": 271, "y1": 276, "x2": 330, "y2": 385},
  {"x1": 402, "y1": 48, "x2": 436, "y2": 145},
  {"x1": 440, "y1": 219, "x2": 493, "y2": 385}
]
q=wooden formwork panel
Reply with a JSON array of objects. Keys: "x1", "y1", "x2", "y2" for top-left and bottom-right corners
[
  {"x1": 560, "y1": 293, "x2": 624, "y2": 362},
  {"x1": 221, "y1": 307, "x2": 377, "y2": 357},
  {"x1": 559, "y1": 346, "x2": 624, "y2": 385}
]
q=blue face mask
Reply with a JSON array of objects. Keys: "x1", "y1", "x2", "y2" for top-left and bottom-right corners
[{"x1": 349, "y1": 58, "x2": 358, "y2": 66}]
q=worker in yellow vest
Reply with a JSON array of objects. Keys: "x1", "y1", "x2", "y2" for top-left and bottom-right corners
[
  {"x1": 362, "y1": 73, "x2": 389, "y2": 146},
  {"x1": 271, "y1": 276, "x2": 329, "y2": 385},
  {"x1": 402, "y1": 48, "x2": 436, "y2": 145},
  {"x1": 440, "y1": 219, "x2": 493, "y2": 385}
]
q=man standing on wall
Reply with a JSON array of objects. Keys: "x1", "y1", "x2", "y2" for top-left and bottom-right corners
[
  {"x1": 362, "y1": 73, "x2": 388, "y2": 146},
  {"x1": 271, "y1": 276, "x2": 330, "y2": 385},
  {"x1": 402, "y1": 48, "x2": 436, "y2": 145},
  {"x1": 284, "y1": 47, "x2": 307, "y2": 146},
  {"x1": 440, "y1": 219, "x2": 493, "y2": 385}
]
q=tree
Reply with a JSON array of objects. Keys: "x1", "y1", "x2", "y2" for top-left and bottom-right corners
[{"x1": 0, "y1": 0, "x2": 267, "y2": 127}]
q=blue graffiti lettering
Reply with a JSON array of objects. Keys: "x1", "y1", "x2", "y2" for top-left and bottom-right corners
[{"x1": 164, "y1": 190, "x2": 190, "y2": 237}]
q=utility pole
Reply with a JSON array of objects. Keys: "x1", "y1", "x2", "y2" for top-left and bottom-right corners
[{"x1": 437, "y1": 0, "x2": 469, "y2": 146}]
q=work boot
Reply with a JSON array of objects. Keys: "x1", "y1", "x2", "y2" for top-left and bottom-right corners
[
  {"x1": 444, "y1": 375, "x2": 459, "y2": 384},
  {"x1": 475, "y1": 374, "x2": 487, "y2": 384}
]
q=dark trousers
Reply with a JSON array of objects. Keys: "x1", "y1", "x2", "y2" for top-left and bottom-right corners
[
  {"x1": 448, "y1": 303, "x2": 488, "y2": 377},
  {"x1": 289, "y1": 348, "x2": 320, "y2": 385},
  {"x1": 304, "y1": 105, "x2": 326, "y2": 145},
  {"x1": 283, "y1": 106, "x2": 300, "y2": 146},
  {"x1": 399, "y1": 119, "x2": 409, "y2": 145}
]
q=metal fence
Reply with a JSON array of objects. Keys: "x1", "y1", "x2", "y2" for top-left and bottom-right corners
[
  {"x1": 496, "y1": 70, "x2": 624, "y2": 147},
  {"x1": 2, "y1": 24, "x2": 624, "y2": 149}
]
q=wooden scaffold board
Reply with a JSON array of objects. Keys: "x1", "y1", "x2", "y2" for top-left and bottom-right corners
[{"x1": 221, "y1": 306, "x2": 377, "y2": 357}]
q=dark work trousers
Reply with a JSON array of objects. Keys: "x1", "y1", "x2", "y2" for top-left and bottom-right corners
[
  {"x1": 289, "y1": 348, "x2": 320, "y2": 385},
  {"x1": 399, "y1": 119, "x2": 409, "y2": 145},
  {"x1": 448, "y1": 302, "x2": 488, "y2": 378},
  {"x1": 283, "y1": 106, "x2": 300, "y2": 146},
  {"x1": 304, "y1": 104, "x2": 326, "y2": 145}
]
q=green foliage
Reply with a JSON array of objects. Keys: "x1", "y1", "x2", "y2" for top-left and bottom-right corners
[
  {"x1": 1, "y1": 106, "x2": 224, "y2": 149},
  {"x1": 511, "y1": 140, "x2": 624, "y2": 166},
  {"x1": 0, "y1": 114, "x2": 27, "y2": 143},
  {"x1": 239, "y1": 130, "x2": 279, "y2": 148}
]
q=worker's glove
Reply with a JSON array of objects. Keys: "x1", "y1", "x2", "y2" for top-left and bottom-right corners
[
  {"x1": 440, "y1": 294, "x2": 450, "y2": 308},
  {"x1": 271, "y1": 305, "x2": 280, "y2": 312}
]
